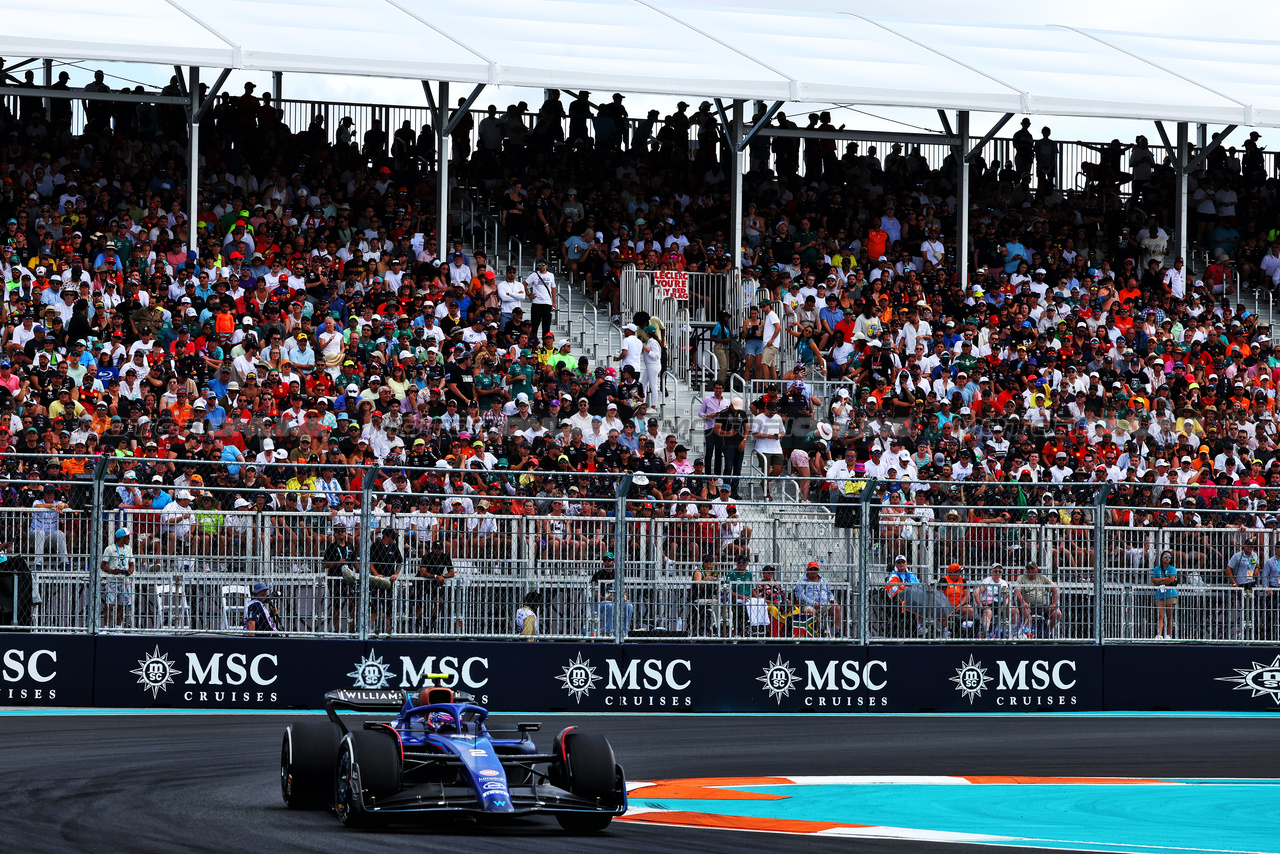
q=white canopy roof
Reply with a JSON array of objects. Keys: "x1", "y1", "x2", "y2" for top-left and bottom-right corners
[{"x1": 0, "y1": 0, "x2": 1273, "y2": 126}]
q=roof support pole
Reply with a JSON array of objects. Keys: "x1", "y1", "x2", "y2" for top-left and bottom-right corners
[
  {"x1": 187, "y1": 66, "x2": 200, "y2": 261},
  {"x1": 272, "y1": 71, "x2": 282, "y2": 106},
  {"x1": 430, "y1": 82, "x2": 485, "y2": 258},
  {"x1": 42, "y1": 59, "x2": 51, "y2": 119},
  {"x1": 435, "y1": 81, "x2": 450, "y2": 258},
  {"x1": 716, "y1": 101, "x2": 747, "y2": 277},
  {"x1": 1175, "y1": 122, "x2": 1189, "y2": 263},
  {"x1": 732, "y1": 99, "x2": 747, "y2": 327},
  {"x1": 956, "y1": 111, "x2": 971, "y2": 293}
]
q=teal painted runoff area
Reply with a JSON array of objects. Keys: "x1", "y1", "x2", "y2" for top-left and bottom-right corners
[{"x1": 639, "y1": 781, "x2": 1280, "y2": 854}]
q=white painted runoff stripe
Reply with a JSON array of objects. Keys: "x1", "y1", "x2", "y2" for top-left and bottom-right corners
[
  {"x1": 785, "y1": 775, "x2": 974, "y2": 786},
  {"x1": 817, "y1": 826, "x2": 1021, "y2": 844}
]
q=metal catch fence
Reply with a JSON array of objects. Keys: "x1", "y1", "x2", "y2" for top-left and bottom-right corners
[{"x1": 3, "y1": 466, "x2": 1280, "y2": 644}]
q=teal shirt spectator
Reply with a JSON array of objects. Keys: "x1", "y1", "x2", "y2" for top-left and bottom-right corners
[
  {"x1": 1150, "y1": 560, "x2": 1177, "y2": 600},
  {"x1": 1004, "y1": 240, "x2": 1028, "y2": 274},
  {"x1": 563, "y1": 235, "x2": 588, "y2": 261}
]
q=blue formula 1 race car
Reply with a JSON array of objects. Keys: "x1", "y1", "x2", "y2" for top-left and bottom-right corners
[{"x1": 280, "y1": 676, "x2": 627, "y2": 831}]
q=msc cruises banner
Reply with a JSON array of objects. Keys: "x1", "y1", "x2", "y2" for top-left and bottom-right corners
[{"x1": 0, "y1": 635, "x2": 1273, "y2": 713}]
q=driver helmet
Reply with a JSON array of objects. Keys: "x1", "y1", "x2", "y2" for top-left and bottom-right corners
[{"x1": 426, "y1": 711, "x2": 455, "y2": 731}]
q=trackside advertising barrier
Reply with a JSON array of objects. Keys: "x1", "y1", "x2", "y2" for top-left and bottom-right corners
[
  {"x1": 3, "y1": 635, "x2": 1278, "y2": 712},
  {"x1": 0, "y1": 634, "x2": 93, "y2": 706}
]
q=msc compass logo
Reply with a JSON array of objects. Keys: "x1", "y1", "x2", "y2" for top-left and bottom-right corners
[
  {"x1": 951, "y1": 655, "x2": 993, "y2": 704},
  {"x1": 557, "y1": 653, "x2": 601, "y2": 703},
  {"x1": 132, "y1": 646, "x2": 181, "y2": 698},
  {"x1": 758, "y1": 655, "x2": 801, "y2": 704},
  {"x1": 348, "y1": 649, "x2": 395, "y2": 689},
  {"x1": 1217, "y1": 655, "x2": 1280, "y2": 704}
]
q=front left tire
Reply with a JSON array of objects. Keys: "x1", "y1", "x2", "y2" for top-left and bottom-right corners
[{"x1": 334, "y1": 729, "x2": 401, "y2": 828}]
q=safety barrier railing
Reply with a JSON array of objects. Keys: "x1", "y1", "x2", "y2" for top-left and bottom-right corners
[{"x1": 4, "y1": 462, "x2": 1280, "y2": 643}]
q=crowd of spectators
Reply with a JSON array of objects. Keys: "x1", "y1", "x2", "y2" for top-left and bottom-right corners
[{"x1": 4, "y1": 74, "x2": 1280, "y2": 558}]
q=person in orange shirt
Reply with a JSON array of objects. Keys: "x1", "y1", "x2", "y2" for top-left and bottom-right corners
[
  {"x1": 214, "y1": 305, "x2": 236, "y2": 340},
  {"x1": 866, "y1": 226, "x2": 889, "y2": 261},
  {"x1": 1112, "y1": 306, "x2": 1134, "y2": 335},
  {"x1": 89, "y1": 400, "x2": 112, "y2": 435},
  {"x1": 167, "y1": 389, "x2": 194, "y2": 429},
  {"x1": 942, "y1": 563, "x2": 974, "y2": 628}
]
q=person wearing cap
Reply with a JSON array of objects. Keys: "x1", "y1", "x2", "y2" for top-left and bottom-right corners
[
  {"x1": 883, "y1": 553, "x2": 920, "y2": 634},
  {"x1": 976, "y1": 562, "x2": 1012, "y2": 638},
  {"x1": 760, "y1": 298, "x2": 782, "y2": 381},
  {"x1": 753, "y1": 565, "x2": 809, "y2": 637},
  {"x1": 1015, "y1": 561, "x2": 1061, "y2": 637},
  {"x1": 323, "y1": 523, "x2": 359, "y2": 633},
  {"x1": 368, "y1": 527, "x2": 403, "y2": 633},
  {"x1": 162, "y1": 490, "x2": 196, "y2": 553},
  {"x1": 941, "y1": 563, "x2": 974, "y2": 633},
  {"x1": 101, "y1": 526, "x2": 135, "y2": 628},
  {"x1": 31, "y1": 485, "x2": 70, "y2": 573},
  {"x1": 243, "y1": 581, "x2": 280, "y2": 635},
  {"x1": 525, "y1": 258, "x2": 556, "y2": 342},
  {"x1": 415, "y1": 538, "x2": 456, "y2": 632},
  {"x1": 1226, "y1": 535, "x2": 1261, "y2": 618},
  {"x1": 794, "y1": 560, "x2": 841, "y2": 636},
  {"x1": 591, "y1": 551, "x2": 633, "y2": 635},
  {"x1": 497, "y1": 265, "x2": 527, "y2": 329}
]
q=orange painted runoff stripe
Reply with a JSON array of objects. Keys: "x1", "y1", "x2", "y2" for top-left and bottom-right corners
[
  {"x1": 631, "y1": 777, "x2": 793, "y2": 800},
  {"x1": 960, "y1": 776, "x2": 1169, "y2": 785},
  {"x1": 619, "y1": 810, "x2": 871, "y2": 833}
]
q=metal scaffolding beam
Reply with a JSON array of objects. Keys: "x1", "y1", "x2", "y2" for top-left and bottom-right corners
[
  {"x1": 0, "y1": 85, "x2": 192, "y2": 107},
  {"x1": 760, "y1": 128, "x2": 960, "y2": 147}
]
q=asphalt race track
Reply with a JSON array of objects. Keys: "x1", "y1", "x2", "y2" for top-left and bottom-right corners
[{"x1": 2, "y1": 712, "x2": 1278, "y2": 854}]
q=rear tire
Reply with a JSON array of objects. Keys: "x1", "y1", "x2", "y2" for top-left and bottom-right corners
[
  {"x1": 281, "y1": 719, "x2": 341, "y2": 809},
  {"x1": 334, "y1": 729, "x2": 401, "y2": 828}
]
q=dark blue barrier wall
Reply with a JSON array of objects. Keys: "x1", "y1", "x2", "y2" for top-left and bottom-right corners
[
  {"x1": 0, "y1": 634, "x2": 93, "y2": 706},
  {"x1": 93, "y1": 636, "x2": 364, "y2": 708},
  {"x1": 2, "y1": 635, "x2": 1278, "y2": 713},
  {"x1": 1103, "y1": 645, "x2": 1280, "y2": 712}
]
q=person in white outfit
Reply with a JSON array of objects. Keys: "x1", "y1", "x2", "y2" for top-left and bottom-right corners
[
  {"x1": 526, "y1": 259, "x2": 556, "y2": 341},
  {"x1": 641, "y1": 324, "x2": 663, "y2": 406},
  {"x1": 615, "y1": 323, "x2": 644, "y2": 376}
]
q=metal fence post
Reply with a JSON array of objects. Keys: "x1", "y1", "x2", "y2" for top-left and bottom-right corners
[
  {"x1": 358, "y1": 466, "x2": 375, "y2": 640},
  {"x1": 86, "y1": 456, "x2": 109, "y2": 635},
  {"x1": 1092, "y1": 483, "x2": 1112, "y2": 644},
  {"x1": 858, "y1": 481, "x2": 877, "y2": 645},
  {"x1": 614, "y1": 474, "x2": 633, "y2": 644}
]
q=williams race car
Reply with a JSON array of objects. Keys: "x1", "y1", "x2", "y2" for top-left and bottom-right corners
[{"x1": 280, "y1": 675, "x2": 627, "y2": 830}]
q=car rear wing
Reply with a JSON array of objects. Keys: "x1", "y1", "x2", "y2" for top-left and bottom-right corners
[
  {"x1": 324, "y1": 688, "x2": 408, "y2": 711},
  {"x1": 323, "y1": 688, "x2": 408, "y2": 733}
]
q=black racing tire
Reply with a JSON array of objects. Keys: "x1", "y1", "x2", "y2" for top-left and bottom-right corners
[
  {"x1": 562, "y1": 732, "x2": 616, "y2": 800},
  {"x1": 335, "y1": 729, "x2": 401, "y2": 828},
  {"x1": 556, "y1": 812, "x2": 614, "y2": 832},
  {"x1": 281, "y1": 719, "x2": 341, "y2": 809}
]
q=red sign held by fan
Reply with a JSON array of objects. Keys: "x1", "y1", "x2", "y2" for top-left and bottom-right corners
[{"x1": 655, "y1": 270, "x2": 689, "y2": 300}]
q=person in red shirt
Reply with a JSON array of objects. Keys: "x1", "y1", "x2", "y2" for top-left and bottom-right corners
[{"x1": 866, "y1": 226, "x2": 889, "y2": 261}]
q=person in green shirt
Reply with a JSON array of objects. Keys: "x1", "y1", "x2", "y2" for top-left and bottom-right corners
[
  {"x1": 551, "y1": 341, "x2": 576, "y2": 373},
  {"x1": 724, "y1": 554, "x2": 755, "y2": 637},
  {"x1": 505, "y1": 349, "x2": 537, "y2": 400}
]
